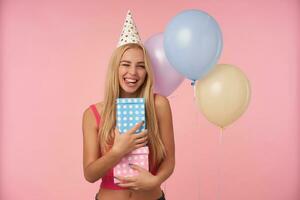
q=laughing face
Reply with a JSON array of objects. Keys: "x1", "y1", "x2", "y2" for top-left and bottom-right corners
[{"x1": 118, "y1": 47, "x2": 147, "y2": 98}]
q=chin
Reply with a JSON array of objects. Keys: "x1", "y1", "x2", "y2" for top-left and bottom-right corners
[
  {"x1": 120, "y1": 85, "x2": 141, "y2": 95},
  {"x1": 124, "y1": 89, "x2": 137, "y2": 94}
]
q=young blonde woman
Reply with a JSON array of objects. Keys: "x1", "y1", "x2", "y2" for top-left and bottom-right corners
[{"x1": 82, "y1": 11, "x2": 175, "y2": 200}]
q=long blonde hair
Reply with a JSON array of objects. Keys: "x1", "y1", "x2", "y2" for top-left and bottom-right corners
[{"x1": 98, "y1": 43, "x2": 166, "y2": 172}]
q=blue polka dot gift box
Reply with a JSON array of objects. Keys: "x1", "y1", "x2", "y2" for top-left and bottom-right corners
[
  {"x1": 114, "y1": 97, "x2": 149, "y2": 184},
  {"x1": 116, "y1": 97, "x2": 146, "y2": 134}
]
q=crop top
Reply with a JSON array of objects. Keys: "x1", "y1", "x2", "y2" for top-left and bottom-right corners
[{"x1": 89, "y1": 102, "x2": 158, "y2": 190}]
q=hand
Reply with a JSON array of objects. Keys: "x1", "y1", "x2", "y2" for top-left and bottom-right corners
[
  {"x1": 114, "y1": 164, "x2": 160, "y2": 191},
  {"x1": 111, "y1": 121, "x2": 148, "y2": 157}
]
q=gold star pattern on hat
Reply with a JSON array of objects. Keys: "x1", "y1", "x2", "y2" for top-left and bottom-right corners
[{"x1": 117, "y1": 10, "x2": 142, "y2": 47}]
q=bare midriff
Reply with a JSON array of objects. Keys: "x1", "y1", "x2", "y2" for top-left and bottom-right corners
[{"x1": 96, "y1": 185, "x2": 163, "y2": 200}]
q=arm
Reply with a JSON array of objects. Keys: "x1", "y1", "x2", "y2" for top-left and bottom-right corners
[
  {"x1": 82, "y1": 107, "x2": 122, "y2": 183},
  {"x1": 153, "y1": 95, "x2": 176, "y2": 185}
]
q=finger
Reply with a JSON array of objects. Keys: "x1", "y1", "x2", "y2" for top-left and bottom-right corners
[
  {"x1": 135, "y1": 141, "x2": 148, "y2": 148},
  {"x1": 135, "y1": 136, "x2": 148, "y2": 144},
  {"x1": 114, "y1": 175, "x2": 137, "y2": 182},
  {"x1": 129, "y1": 163, "x2": 145, "y2": 172},
  {"x1": 128, "y1": 121, "x2": 144, "y2": 134},
  {"x1": 135, "y1": 140, "x2": 149, "y2": 147},
  {"x1": 135, "y1": 130, "x2": 148, "y2": 140},
  {"x1": 134, "y1": 129, "x2": 148, "y2": 139}
]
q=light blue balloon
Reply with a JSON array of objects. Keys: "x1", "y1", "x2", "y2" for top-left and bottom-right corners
[{"x1": 164, "y1": 9, "x2": 223, "y2": 81}]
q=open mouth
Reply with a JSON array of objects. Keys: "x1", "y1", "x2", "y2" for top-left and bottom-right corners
[{"x1": 124, "y1": 78, "x2": 138, "y2": 86}]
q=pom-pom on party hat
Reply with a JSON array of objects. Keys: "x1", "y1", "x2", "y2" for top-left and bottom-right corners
[{"x1": 117, "y1": 10, "x2": 142, "y2": 47}]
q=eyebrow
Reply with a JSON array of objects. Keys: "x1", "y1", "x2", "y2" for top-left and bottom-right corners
[{"x1": 120, "y1": 60, "x2": 145, "y2": 64}]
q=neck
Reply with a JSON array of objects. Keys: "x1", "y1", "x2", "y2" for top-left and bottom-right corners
[{"x1": 119, "y1": 91, "x2": 138, "y2": 98}]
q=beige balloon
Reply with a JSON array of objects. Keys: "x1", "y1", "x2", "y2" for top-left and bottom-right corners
[{"x1": 195, "y1": 64, "x2": 251, "y2": 129}]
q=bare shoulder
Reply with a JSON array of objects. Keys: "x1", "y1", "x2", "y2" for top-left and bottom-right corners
[
  {"x1": 154, "y1": 94, "x2": 170, "y2": 110},
  {"x1": 94, "y1": 101, "x2": 104, "y2": 114},
  {"x1": 83, "y1": 101, "x2": 104, "y2": 115},
  {"x1": 154, "y1": 94, "x2": 172, "y2": 123},
  {"x1": 82, "y1": 101, "x2": 104, "y2": 128}
]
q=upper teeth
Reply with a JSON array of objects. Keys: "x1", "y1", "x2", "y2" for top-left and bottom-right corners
[{"x1": 125, "y1": 78, "x2": 137, "y2": 83}]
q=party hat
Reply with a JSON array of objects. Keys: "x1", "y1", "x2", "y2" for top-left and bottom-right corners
[{"x1": 117, "y1": 10, "x2": 142, "y2": 47}]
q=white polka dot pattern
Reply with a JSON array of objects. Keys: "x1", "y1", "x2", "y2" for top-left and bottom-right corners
[
  {"x1": 113, "y1": 146, "x2": 149, "y2": 184},
  {"x1": 116, "y1": 98, "x2": 146, "y2": 134}
]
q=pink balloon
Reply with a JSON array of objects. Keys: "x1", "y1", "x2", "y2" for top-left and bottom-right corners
[{"x1": 144, "y1": 33, "x2": 184, "y2": 96}]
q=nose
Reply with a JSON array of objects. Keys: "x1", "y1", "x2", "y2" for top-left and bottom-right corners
[{"x1": 128, "y1": 66, "x2": 137, "y2": 75}]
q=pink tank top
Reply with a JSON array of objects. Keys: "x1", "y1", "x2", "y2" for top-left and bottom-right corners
[{"x1": 89, "y1": 100, "x2": 158, "y2": 190}]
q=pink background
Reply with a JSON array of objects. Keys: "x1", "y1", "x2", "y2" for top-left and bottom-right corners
[{"x1": 1, "y1": 0, "x2": 299, "y2": 199}]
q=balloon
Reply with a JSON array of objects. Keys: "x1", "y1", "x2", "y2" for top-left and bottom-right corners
[
  {"x1": 145, "y1": 33, "x2": 185, "y2": 96},
  {"x1": 195, "y1": 64, "x2": 251, "y2": 128},
  {"x1": 164, "y1": 9, "x2": 223, "y2": 81}
]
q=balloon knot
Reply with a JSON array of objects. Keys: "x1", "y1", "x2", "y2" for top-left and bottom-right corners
[{"x1": 191, "y1": 80, "x2": 196, "y2": 86}]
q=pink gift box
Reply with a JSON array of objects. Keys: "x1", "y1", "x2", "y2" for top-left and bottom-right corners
[{"x1": 113, "y1": 146, "x2": 149, "y2": 184}]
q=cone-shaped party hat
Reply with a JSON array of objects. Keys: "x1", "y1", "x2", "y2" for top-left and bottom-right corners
[{"x1": 117, "y1": 10, "x2": 142, "y2": 47}]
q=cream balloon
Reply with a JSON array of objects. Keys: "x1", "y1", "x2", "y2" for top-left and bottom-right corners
[{"x1": 195, "y1": 64, "x2": 251, "y2": 128}]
